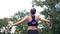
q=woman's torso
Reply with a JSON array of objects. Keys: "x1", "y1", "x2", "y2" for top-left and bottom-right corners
[{"x1": 26, "y1": 15, "x2": 39, "y2": 30}]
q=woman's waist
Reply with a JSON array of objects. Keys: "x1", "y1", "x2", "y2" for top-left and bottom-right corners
[{"x1": 28, "y1": 26, "x2": 38, "y2": 30}]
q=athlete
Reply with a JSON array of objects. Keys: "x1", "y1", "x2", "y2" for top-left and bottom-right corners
[{"x1": 9, "y1": 8, "x2": 52, "y2": 34}]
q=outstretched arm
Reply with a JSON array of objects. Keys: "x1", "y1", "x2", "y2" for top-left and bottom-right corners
[
  {"x1": 8, "y1": 16, "x2": 28, "y2": 30},
  {"x1": 12, "y1": 16, "x2": 28, "y2": 26},
  {"x1": 38, "y1": 16, "x2": 50, "y2": 22},
  {"x1": 38, "y1": 16, "x2": 52, "y2": 29}
]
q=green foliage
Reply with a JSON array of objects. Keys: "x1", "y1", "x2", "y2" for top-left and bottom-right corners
[
  {"x1": 10, "y1": 10, "x2": 29, "y2": 34},
  {"x1": 33, "y1": 0, "x2": 60, "y2": 34},
  {"x1": 0, "y1": 18, "x2": 9, "y2": 27},
  {"x1": 0, "y1": 10, "x2": 29, "y2": 34}
]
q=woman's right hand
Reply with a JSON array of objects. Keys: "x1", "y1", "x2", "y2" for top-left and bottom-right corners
[
  {"x1": 6, "y1": 25, "x2": 13, "y2": 31},
  {"x1": 9, "y1": 25, "x2": 13, "y2": 30}
]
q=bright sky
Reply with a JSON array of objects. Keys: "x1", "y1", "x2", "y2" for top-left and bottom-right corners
[{"x1": 0, "y1": 0, "x2": 44, "y2": 18}]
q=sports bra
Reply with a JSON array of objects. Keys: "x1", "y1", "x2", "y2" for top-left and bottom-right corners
[{"x1": 27, "y1": 15, "x2": 38, "y2": 26}]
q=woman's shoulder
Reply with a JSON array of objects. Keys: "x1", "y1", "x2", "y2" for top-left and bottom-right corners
[{"x1": 24, "y1": 15, "x2": 30, "y2": 18}]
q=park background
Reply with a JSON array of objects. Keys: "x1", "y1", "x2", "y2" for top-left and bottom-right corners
[{"x1": 0, "y1": 0, "x2": 60, "y2": 34}]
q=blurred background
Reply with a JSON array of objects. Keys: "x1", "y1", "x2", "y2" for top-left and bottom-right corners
[{"x1": 0, "y1": 0, "x2": 60, "y2": 34}]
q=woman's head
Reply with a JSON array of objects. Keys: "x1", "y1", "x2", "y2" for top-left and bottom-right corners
[{"x1": 30, "y1": 8, "x2": 36, "y2": 15}]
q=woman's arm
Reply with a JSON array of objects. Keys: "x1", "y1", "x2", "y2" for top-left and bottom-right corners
[
  {"x1": 38, "y1": 16, "x2": 50, "y2": 22},
  {"x1": 8, "y1": 16, "x2": 28, "y2": 30},
  {"x1": 12, "y1": 16, "x2": 28, "y2": 26},
  {"x1": 38, "y1": 16, "x2": 52, "y2": 29}
]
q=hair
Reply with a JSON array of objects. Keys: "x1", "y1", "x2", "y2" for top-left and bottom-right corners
[{"x1": 30, "y1": 8, "x2": 36, "y2": 15}]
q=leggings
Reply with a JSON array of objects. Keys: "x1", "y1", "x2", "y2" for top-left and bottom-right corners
[{"x1": 27, "y1": 30, "x2": 39, "y2": 34}]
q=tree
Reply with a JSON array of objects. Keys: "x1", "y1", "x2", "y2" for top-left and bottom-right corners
[
  {"x1": 33, "y1": 0, "x2": 60, "y2": 34},
  {"x1": 0, "y1": 10, "x2": 29, "y2": 34},
  {"x1": 0, "y1": 17, "x2": 10, "y2": 34},
  {"x1": 0, "y1": 18, "x2": 9, "y2": 27}
]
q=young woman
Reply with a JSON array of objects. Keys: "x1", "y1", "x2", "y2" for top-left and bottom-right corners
[{"x1": 9, "y1": 8, "x2": 52, "y2": 34}]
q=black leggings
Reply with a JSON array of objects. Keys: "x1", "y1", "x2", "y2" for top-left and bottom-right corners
[{"x1": 27, "y1": 30, "x2": 39, "y2": 34}]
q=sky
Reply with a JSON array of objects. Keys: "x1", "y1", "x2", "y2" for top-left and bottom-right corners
[{"x1": 0, "y1": 0, "x2": 45, "y2": 18}]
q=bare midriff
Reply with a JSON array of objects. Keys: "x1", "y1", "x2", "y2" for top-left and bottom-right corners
[{"x1": 28, "y1": 26, "x2": 37, "y2": 30}]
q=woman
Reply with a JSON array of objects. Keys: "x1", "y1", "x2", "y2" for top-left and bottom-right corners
[{"x1": 9, "y1": 8, "x2": 52, "y2": 34}]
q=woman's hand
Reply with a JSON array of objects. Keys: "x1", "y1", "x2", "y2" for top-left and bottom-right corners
[
  {"x1": 9, "y1": 25, "x2": 13, "y2": 30},
  {"x1": 48, "y1": 22, "x2": 52, "y2": 29},
  {"x1": 6, "y1": 24, "x2": 13, "y2": 31}
]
